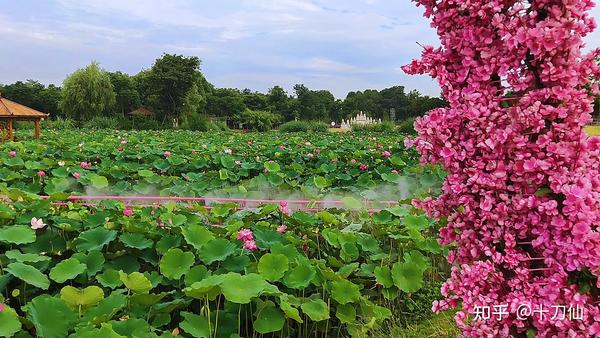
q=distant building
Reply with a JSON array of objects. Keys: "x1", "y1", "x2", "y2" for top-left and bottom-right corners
[
  {"x1": 0, "y1": 94, "x2": 48, "y2": 141},
  {"x1": 340, "y1": 111, "x2": 381, "y2": 130}
]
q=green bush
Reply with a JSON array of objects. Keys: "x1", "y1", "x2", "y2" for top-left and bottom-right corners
[
  {"x1": 398, "y1": 117, "x2": 417, "y2": 135},
  {"x1": 208, "y1": 120, "x2": 229, "y2": 131},
  {"x1": 351, "y1": 121, "x2": 397, "y2": 133},
  {"x1": 240, "y1": 109, "x2": 282, "y2": 131},
  {"x1": 279, "y1": 120, "x2": 328, "y2": 133},
  {"x1": 180, "y1": 112, "x2": 210, "y2": 131},
  {"x1": 127, "y1": 117, "x2": 162, "y2": 130},
  {"x1": 81, "y1": 116, "x2": 123, "y2": 129},
  {"x1": 44, "y1": 117, "x2": 77, "y2": 130}
]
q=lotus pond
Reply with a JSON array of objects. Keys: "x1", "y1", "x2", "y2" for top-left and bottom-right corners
[{"x1": 0, "y1": 130, "x2": 448, "y2": 338}]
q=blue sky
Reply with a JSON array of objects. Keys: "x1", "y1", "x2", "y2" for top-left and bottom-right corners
[{"x1": 1, "y1": 0, "x2": 598, "y2": 98}]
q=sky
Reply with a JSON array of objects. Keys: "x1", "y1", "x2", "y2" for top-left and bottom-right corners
[{"x1": 0, "y1": 0, "x2": 599, "y2": 99}]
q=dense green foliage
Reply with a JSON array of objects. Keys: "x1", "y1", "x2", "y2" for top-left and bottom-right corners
[
  {"x1": 0, "y1": 131, "x2": 447, "y2": 337},
  {"x1": 1, "y1": 54, "x2": 446, "y2": 130},
  {"x1": 0, "y1": 130, "x2": 444, "y2": 200},
  {"x1": 59, "y1": 62, "x2": 116, "y2": 122},
  {"x1": 278, "y1": 121, "x2": 329, "y2": 133}
]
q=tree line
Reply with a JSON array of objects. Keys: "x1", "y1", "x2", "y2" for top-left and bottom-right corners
[{"x1": 0, "y1": 54, "x2": 447, "y2": 129}]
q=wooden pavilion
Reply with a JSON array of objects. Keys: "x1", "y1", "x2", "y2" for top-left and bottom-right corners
[{"x1": 0, "y1": 95, "x2": 48, "y2": 141}]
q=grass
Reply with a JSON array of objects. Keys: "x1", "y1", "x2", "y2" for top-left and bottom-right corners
[
  {"x1": 374, "y1": 311, "x2": 459, "y2": 338},
  {"x1": 585, "y1": 125, "x2": 600, "y2": 136}
]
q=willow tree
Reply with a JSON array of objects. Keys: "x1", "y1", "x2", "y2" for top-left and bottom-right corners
[{"x1": 403, "y1": 0, "x2": 600, "y2": 336}]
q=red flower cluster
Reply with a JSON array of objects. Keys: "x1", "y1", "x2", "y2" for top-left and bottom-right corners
[{"x1": 403, "y1": 0, "x2": 600, "y2": 335}]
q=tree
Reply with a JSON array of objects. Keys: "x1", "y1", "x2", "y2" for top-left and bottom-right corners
[
  {"x1": 147, "y1": 54, "x2": 201, "y2": 124},
  {"x1": 59, "y1": 62, "x2": 116, "y2": 121},
  {"x1": 241, "y1": 89, "x2": 269, "y2": 111},
  {"x1": 293, "y1": 84, "x2": 335, "y2": 120},
  {"x1": 268, "y1": 86, "x2": 294, "y2": 121},
  {"x1": 0, "y1": 80, "x2": 62, "y2": 117},
  {"x1": 205, "y1": 88, "x2": 247, "y2": 126},
  {"x1": 109, "y1": 71, "x2": 140, "y2": 117},
  {"x1": 403, "y1": 0, "x2": 600, "y2": 335}
]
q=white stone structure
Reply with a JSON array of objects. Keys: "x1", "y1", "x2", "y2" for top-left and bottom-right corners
[{"x1": 339, "y1": 111, "x2": 381, "y2": 130}]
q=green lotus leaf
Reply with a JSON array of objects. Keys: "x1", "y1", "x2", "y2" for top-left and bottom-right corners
[
  {"x1": 283, "y1": 265, "x2": 316, "y2": 289},
  {"x1": 220, "y1": 273, "x2": 270, "y2": 304},
  {"x1": 160, "y1": 248, "x2": 195, "y2": 280},
  {"x1": 4, "y1": 249, "x2": 50, "y2": 263},
  {"x1": 330, "y1": 280, "x2": 361, "y2": 304},
  {"x1": 70, "y1": 323, "x2": 126, "y2": 338},
  {"x1": 391, "y1": 260, "x2": 424, "y2": 293},
  {"x1": 264, "y1": 161, "x2": 280, "y2": 172},
  {"x1": 179, "y1": 312, "x2": 211, "y2": 338},
  {"x1": 258, "y1": 253, "x2": 289, "y2": 281},
  {"x1": 184, "y1": 265, "x2": 209, "y2": 287},
  {"x1": 60, "y1": 285, "x2": 104, "y2": 309},
  {"x1": 0, "y1": 304, "x2": 21, "y2": 337},
  {"x1": 5, "y1": 262, "x2": 50, "y2": 289},
  {"x1": 81, "y1": 292, "x2": 127, "y2": 325},
  {"x1": 181, "y1": 224, "x2": 214, "y2": 251},
  {"x1": 404, "y1": 214, "x2": 429, "y2": 231},
  {"x1": 374, "y1": 266, "x2": 394, "y2": 288},
  {"x1": 50, "y1": 257, "x2": 87, "y2": 283},
  {"x1": 97, "y1": 269, "x2": 124, "y2": 289},
  {"x1": 110, "y1": 318, "x2": 152, "y2": 337},
  {"x1": 301, "y1": 299, "x2": 330, "y2": 321},
  {"x1": 72, "y1": 251, "x2": 105, "y2": 277},
  {"x1": 88, "y1": 174, "x2": 109, "y2": 189},
  {"x1": 119, "y1": 271, "x2": 152, "y2": 294},
  {"x1": 184, "y1": 274, "x2": 226, "y2": 299},
  {"x1": 254, "y1": 305, "x2": 285, "y2": 334},
  {"x1": 130, "y1": 292, "x2": 168, "y2": 306},
  {"x1": 76, "y1": 227, "x2": 117, "y2": 252},
  {"x1": 119, "y1": 232, "x2": 154, "y2": 250},
  {"x1": 24, "y1": 295, "x2": 77, "y2": 338},
  {"x1": 279, "y1": 295, "x2": 303, "y2": 323},
  {"x1": 197, "y1": 238, "x2": 236, "y2": 265},
  {"x1": 313, "y1": 175, "x2": 328, "y2": 189},
  {"x1": 0, "y1": 226, "x2": 36, "y2": 244},
  {"x1": 335, "y1": 303, "x2": 356, "y2": 324}
]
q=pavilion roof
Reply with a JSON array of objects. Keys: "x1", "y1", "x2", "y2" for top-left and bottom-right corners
[{"x1": 0, "y1": 96, "x2": 48, "y2": 118}]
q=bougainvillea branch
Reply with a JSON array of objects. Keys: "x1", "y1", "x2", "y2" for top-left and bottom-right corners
[{"x1": 403, "y1": 0, "x2": 600, "y2": 336}]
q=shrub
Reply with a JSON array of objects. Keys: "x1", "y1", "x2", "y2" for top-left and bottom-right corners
[
  {"x1": 128, "y1": 117, "x2": 162, "y2": 130},
  {"x1": 240, "y1": 109, "x2": 282, "y2": 131},
  {"x1": 279, "y1": 120, "x2": 328, "y2": 132},
  {"x1": 180, "y1": 112, "x2": 210, "y2": 131},
  {"x1": 397, "y1": 117, "x2": 417, "y2": 134},
  {"x1": 208, "y1": 120, "x2": 229, "y2": 131},
  {"x1": 351, "y1": 121, "x2": 397, "y2": 133},
  {"x1": 82, "y1": 116, "x2": 122, "y2": 129},
  {"x1": 44, "y1": 117, "x2": 77, "y2": 130}
]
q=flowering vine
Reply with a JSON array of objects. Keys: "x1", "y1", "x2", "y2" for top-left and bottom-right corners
[{"x1": 403, "y1": 0, "x2": 600, "y2": 336}]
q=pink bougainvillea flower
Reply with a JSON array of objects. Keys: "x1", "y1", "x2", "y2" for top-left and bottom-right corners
[
  {"x1": 72, "y1": 172, "x2": 81, "y2": 179},
  {"x1": 37, "y1": 170, "x2": 46, "y2": 177},
  {"x1": 277, "y1": 225, "x2": 287, "y2": 234},
  {"x1": 163, "y1": 151, "x2": 171, "y2": 158},
  {"x1": 30, "y1": 217, "x2": 46, "y2": 230},
  {"x1": 123, "y1": 207, "x2": 133, "y2": 217},
  {"x1": 243, "y1": 240, "x2": 258, "y2": 251},
  {"x1": 237, "y1": 228, "x2": 254, "y2": 242},
  {"x1": 8, "y1": 151, "x2": 16, "y2": 157},
  {"x1": 0, "y1": 303, "x2": 3, "y2": 313},
  {"x1": 359, "y1": 164, "x2": 368, "y2": 171},
  {"x1": 382, "y1": 150, "x2": 392, "y2": 157}
]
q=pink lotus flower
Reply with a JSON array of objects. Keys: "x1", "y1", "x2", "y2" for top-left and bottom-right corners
[
  {"x1": 120, "y1": 139, "x2": 127, "y2": 144},
  {"x1": 315, "y1": 149, "x2": 321, "y2": 155},
  {"x1": 281, "y1": 206, "x2": 290, "y2": 215},
  {"x1": 235, "y1": 160, "x2": 242, "y2": 165},
  {"x1": 279, "y1": 145, "x2": 285, "y2": 151},
  {"x1": 359, "y1": 164, "x2": 368, "y2": 171},
  {"x1": 72, "y1": 172, "x2": 81, "y2": 179},
  {"x1": 279, "y1": 201, "x2": 288, "y2": 208},
  {"x1": 0, "y1": 303, "x2": 3, "y2": 313},
  {"x1": 163, "y1": 151, "x2": 171, "y2": 158},
  {"x1": 277, "y1": 225, "x2": 287, "y2": 234},
  {"x1": 37, "y1": 170, "x2": 46, "y2": 177},
  {"x1": 80, "y1": 162, "x2": 91, "y2": 169},
  {"x1": 243, "y1": 240, "x2": 258, "y2": 251},
  {"x1": 123, "y1": 207, "x2": 133, "y2": 217},
  {"x1": 30, "y1": 217, "x2": 46, "y2": 230},
  {"x1": 8, "y1": 151, "x2": 16, "y2": 157},
  {"x1": 237, "y1": 228, "x2": 254, "y2": 242},
  {"x1": 191, "y1": 149, "x2": 197, "y2": 155},
  {"x1": 350, "y1": 159, "x2": 356, "y2": 164},
  {"x1": 382, "y1": 150, "x2": 392, "y2": 157}
]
